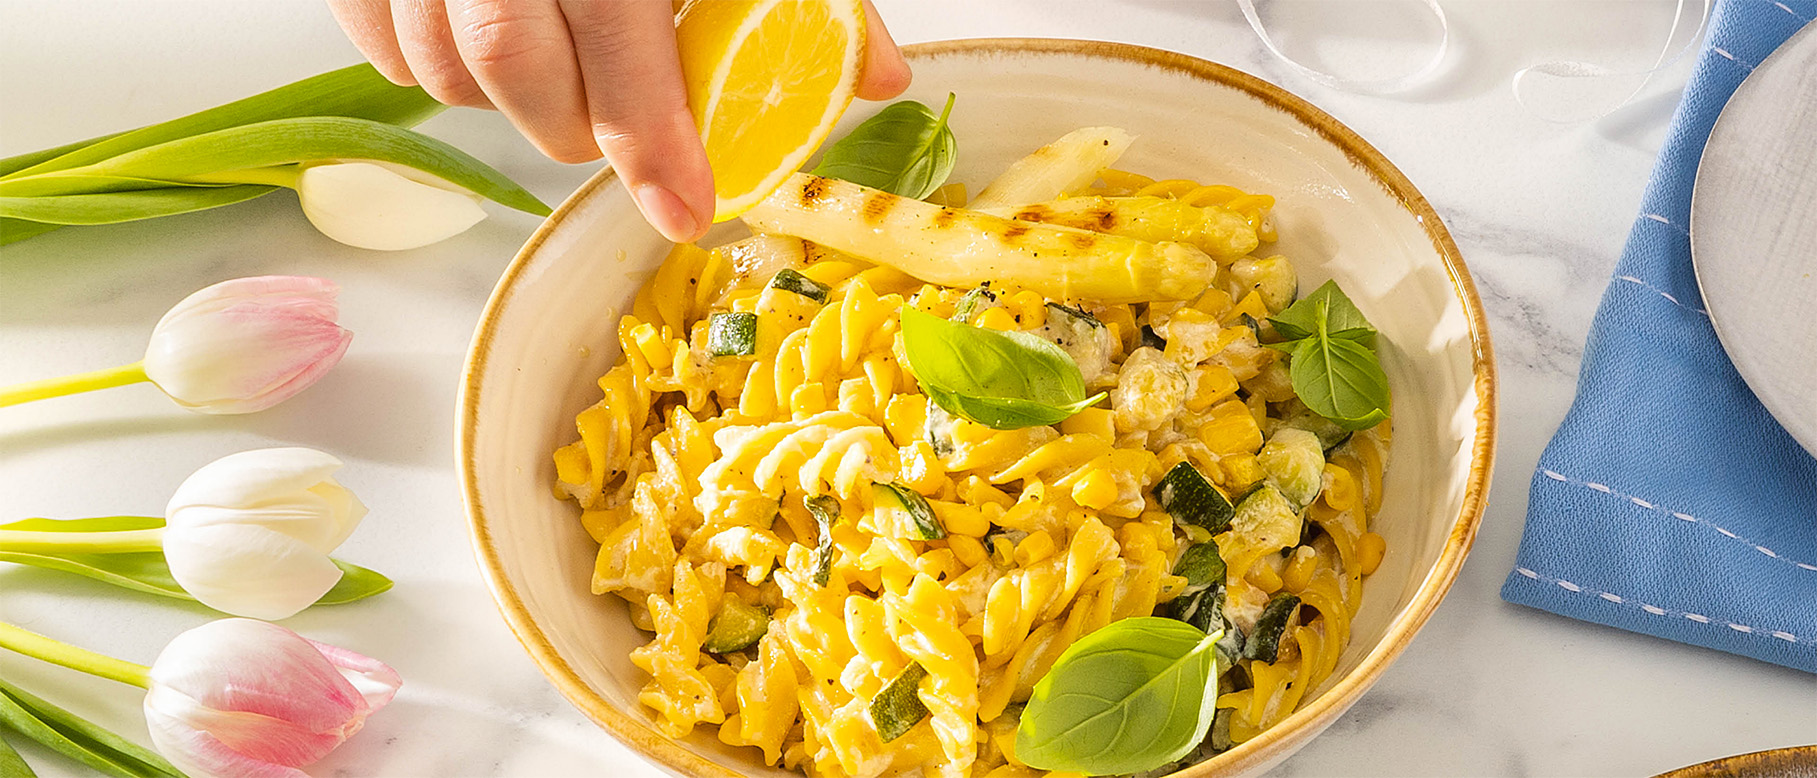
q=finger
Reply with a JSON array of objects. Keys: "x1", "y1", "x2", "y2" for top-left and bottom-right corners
[
  {"x1": 389, "y1": 0, "x2": 491, "y2": 107},
  {"x1": 560, "y1": 0, "x2": 713, "y2": 243},
  {"x1": 327, "y1": 0, "x2": 416, "y2": 86},
  {"x1": 855, "y1": 0, "x2": 911, "y2": 101},
  {"x1": 447, "y1": 0, "x2": 599, "y2": 163}
]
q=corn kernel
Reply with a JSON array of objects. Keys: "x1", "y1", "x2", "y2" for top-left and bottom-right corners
[
  {"x1": 1221, "y1": 454, "x2": 1265, "y2": 492},
  {"x1": 1187, "y1": 365, "x2": 1240, "y2": 411},
  {"x1": 1004, "y1": 290, "x2": 1048, "y2": 327},
  {"x1": 1191, "y1": 287, "x2": 1234, "y2": 317},
  {"x1": 1070, "y1": 469, "x2": 1119, "y2": 511},
  {"x1": 1198, "y1": 398, "x2": 1264, "y2": 456},
  {"x1": 552, "y1": 442, "x2": 590, "y2": 486},
  {"x1": 1247, "y1": 558, "x2": 1284, "y2": 593},
  {"x1": 900, "y1": 441, "x2": 948, "y2": 495},
  {"x1": 789, "y1": 382, "x2": 828, "y2": 417},
  {"x1": 1015, "y1": 530, "x2": 1057, "y2": 566},
  {"x1": 882, "y1": 394, "x2": 928, "y2": 447},
  {"x1": 1283, "y1": 546, "x2": 1318, "y2": 593},
  {"x1": 1322, "y1": 463, "x2": 1361, "y2": 513},
  {"x1": 1360, "y1": 531, "x2": 1387, "y2": 575},
  {"x1": 1222, "y1": 290, "x2": 1269, "y2": 325},
  {"x1": 1059, "y1": 406, "x2": 1116, "y2": 439},
  {"x1": 976, "y1": 306, "x2": 1019, "y2": 331},
  {"x1": 933, "y1": 500, "x2": 990, "y2": 537},
  {"x1": 949, "y1": 535, "x2": 989, "y2": 568},
  {"x1": 957, "y1": 476, "x2": 1017, "y2": 509}
]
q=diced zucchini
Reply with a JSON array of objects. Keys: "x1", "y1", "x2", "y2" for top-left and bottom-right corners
[
  {"x1": 1215, "y1": 618, "x2": 1245, "y2": 665},
  {"x1": 1283, "y1": 407, "x2": 1351, "y2": 451},
  {"x1": 1209, "y1": 708, "x2": 1235, "y2": 752},
  {"x1": 1037, "y1": 302, "x2": 1116, "y2": 382},
  {"x1": 767, "y1": 268, "x2": 830, "y2": 304},
  {"x1": 924, "y1": 400, "x2": 958, "y2": 457},
  {"x1": 805, "y1": 495, "x2": 840, "y2": 587},
  {"x1": 1242, "y1": 592, "x2": 1300, "y2": 663},
  {"x1": 707, "y1": 312, "x2": 757, "y2": 357},
  {"x1": 868, "y1": 663, "x2": 929, "y2": 743},
  {"x1": 1172, "y1": 542, "x2": 1228, "y2": 593},
  {"x1": 951, "y1": 283, "x2": 998, "y2": 322},
  {"x1": 701, "y1": 598, "x2": 770, "y2": 654},
  {"x1": 1153, "y1": 461, "x2": 1235, "y2": 533},
  {"x1": 1231, "y1": 484, "x2": 1302, "y2": 555},
  {"x1": 873, "y1": 482, "x2": 945, "y2": 540},
  {"x1": 1230, "y1": 255, "x2": 1299, "y2": 314},
  {"x1": 1139, "y1": 324, "x2": 1167, "y2": 351},
  {"x1": 1165, "y1": 586, "x2": 1221, "y2": 634},
  {"x1": 1258, "y1": 429, "x2": 1325, "y2": 509}
]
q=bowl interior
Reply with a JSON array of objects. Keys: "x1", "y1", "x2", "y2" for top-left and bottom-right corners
[{"x1": 461, "y1": 40, "x2": 1493, "y2": 778}]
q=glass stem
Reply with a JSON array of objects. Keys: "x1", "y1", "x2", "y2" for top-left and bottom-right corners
[
  {"x1": 0, "y1": 361, "x2": 147, "y2": 407},
  {"x1": 0, "y1": 620, "x2": 151, "y2": 689}
]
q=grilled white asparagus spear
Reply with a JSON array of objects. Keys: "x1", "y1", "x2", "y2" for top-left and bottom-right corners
[
  {"x1": 741, "y1": 173, "x2": 1214, "y2": 303},
  {"x1": 968, "y1": 126, "x2": 1134, "y2": 210},
  {"x1": 983, "y1": 195, "x2": 1259, "y2": 260}
]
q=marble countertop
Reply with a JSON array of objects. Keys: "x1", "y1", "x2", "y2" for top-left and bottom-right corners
[{"x1": 2, "y1": 1, "x2": 1812, "y2": 776}]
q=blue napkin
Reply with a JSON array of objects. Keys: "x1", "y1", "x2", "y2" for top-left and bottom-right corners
[{"x1": 1502, "y1": 0, "x2": 1817, "y2": 674}]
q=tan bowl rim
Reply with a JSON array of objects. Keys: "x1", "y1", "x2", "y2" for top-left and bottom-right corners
[{"x1": 459, "y1": 37, "x2": 1498, "y2": 778}]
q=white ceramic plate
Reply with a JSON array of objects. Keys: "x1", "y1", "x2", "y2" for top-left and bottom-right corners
[
  {"x1": 461, "y1": 40, "x2": 1496, "y2": 778},
  {"x1": 1691, "y1": 22, "x2": 1817, "y2": 457}
]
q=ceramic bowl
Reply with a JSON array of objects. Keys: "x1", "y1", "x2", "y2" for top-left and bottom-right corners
[{"x1": 460, "y1": 39, "x2": 1496, "y2": 778}]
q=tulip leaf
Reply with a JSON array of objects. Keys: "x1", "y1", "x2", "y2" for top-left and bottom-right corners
[
  {"x1": 0, "y1": 516, "x2": 394, "y2": 608},
  {"x1": 2, "y1": 62, "x2": 443, "y2": 180},
  {"x1": 0, "y1": 186, "x2": 279, "y2": 226},
  {"x1": 0, "y1": 677, "x2": 184, "y2": 778},
  {"x1": 0, "y1": 730, "x2": 35, "y2": 778},
  {"x1": 8, "y1": 117, "x2": 550, "y2": 216},
  {"x1": 0, "y1": 218, "x2": 64, "y2": 246}
]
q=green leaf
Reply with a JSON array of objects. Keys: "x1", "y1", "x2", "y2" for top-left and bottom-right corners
[
  {"x1": 0, "y1": 132, "x2": 128, "y2": 179},
  {"x1": 0, "y1": 677, "x2": 184, "y2": 778},
  {"x1": 0, "y1": 219, "x2": 65, "y2": 246},
  {"x1": 900, "y1": 305, "x2": 1104, "y2": 430},
  {"x1": 811, "y1": 94, "x2": 957, "y2": 199},
  {"x1": 3, "y1": 117, "x2": 549, "y2": 216},
  {"x1": 0, "y1": 516, "x2": 393, "y2": 607},
  {"x1": 1287, "y1": 335, "x2": 1390, "y2": 431},
  {"x1": 1017, "y1": 617, "x2": 1223, "y2": 775},
  {"x1": 1268, "y1": 279, "x2": 1375, "y2": 344},
  {"x1": 2, "y1": 63, "x2": 443, "y2": 181},
  {"x1": 0, "y1": 729, "x2": 36, "y2": 778},
  {"x1": 0, "y1": 185, "x2": 278, "y2": 226}
]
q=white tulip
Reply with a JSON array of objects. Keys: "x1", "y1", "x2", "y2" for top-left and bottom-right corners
[
  {"x1": 296, "y1": 160, "x2": 486, "y2": 250},
  {"x1": 163, "y1": 447, "x2": 367, "y2": 620}
]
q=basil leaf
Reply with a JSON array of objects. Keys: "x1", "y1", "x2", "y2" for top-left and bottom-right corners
[
  {"x1": 0, "y1": 677, "x2": 183, "y2": 778},
  {"x1": 0, "y1": 185, "x2": 278, "y2": 226},
  {"x1": 2, "y1": 63, "x2": 442, "y2": 181},
  {"x1": 0, "y1": 516, "x2": 392, "y2": 607},
  {"x1": 1287, "y1": 335, "x2": 1390, "y2": 431},
  {"x1": 900, "y1": 306, "x2": 1104, "y2": 430},
  {"x1": 1017, "y1": 617, "x2": 1223, "y2": 775},
  {"x1": 1268, "y1": 279, "x2": 1374, "y2": 343},
  {"x1": 0, "y1": 731, "x2": 34, "y2": 778},
  {"x1": 811, "y1": 94, "x2": 956, "y2": 199}
]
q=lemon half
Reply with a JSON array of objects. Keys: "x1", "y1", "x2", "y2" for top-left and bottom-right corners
[{"x1": 677, "y1": 0, "x2": 866, "y2": 222}]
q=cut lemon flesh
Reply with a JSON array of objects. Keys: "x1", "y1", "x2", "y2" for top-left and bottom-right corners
[{"x1": 677, "y1": 0, "x2": 865, "y2": 222}]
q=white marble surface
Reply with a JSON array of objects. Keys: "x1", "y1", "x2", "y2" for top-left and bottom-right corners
[{"x1": 1, "y1": 1, "x2": 1812, "y2": 777}]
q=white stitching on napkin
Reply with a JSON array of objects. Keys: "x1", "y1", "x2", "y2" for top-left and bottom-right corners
[
  {"x1": 1538, "y1": 469, "x2": 1817, "y2": 572},
  {"x1": 1640, "y1": 212, "x2": 1687, "y2": 235},
  {"x1": 1614, "y1": 274, "x2": 1709, "y2": 316},
  {"x1": 1711, "y1": 46, "x2": 1757, "y2": 72},
  {"x1": 1774, "y1": 2, "x2": 1811, "y2": 22},
  {"x1": 1513, "y1": 567, "x2": 1808, "y2": 645}
]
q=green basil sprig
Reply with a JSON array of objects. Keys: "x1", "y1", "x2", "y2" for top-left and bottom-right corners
[
  {"x1": 1017, "y1": 617, "x2": 1225, "y2": 775},
  {"x1": 811, "y1": 94, "x2": 956, "y2": 199},
  {"x1": 0, "y1": 676, "x2": 183, "y2": 778},
  {"x1": 1266, "y1": 280, "x2": 1390, "y2": 431},
  {"x1": 899, "y1": 305, "x2": 1104, "y2": 430},
  {"x1": 0, "y1": 516, "x2": 391, "y2": 606}
]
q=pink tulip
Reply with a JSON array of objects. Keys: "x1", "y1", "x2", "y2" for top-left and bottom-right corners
[
  {"x1": 142, "y1": 276, "x2": 352, "y2": 414},
  {"x1": 142, "y1": 619, "x2": 400, "y2": 778}
]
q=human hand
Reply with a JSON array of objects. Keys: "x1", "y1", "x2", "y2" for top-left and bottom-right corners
[{"x1": 327, "y1": 0, "x2": 912, "y2": 243}]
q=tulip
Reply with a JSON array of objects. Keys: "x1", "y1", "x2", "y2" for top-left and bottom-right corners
[
  {"x1": 0, "y1": 447, "x2": 389, "y2": 620},
  {"x1": 0, "y1": 617, "x2": 400, "y2": 778},
  {"x1": 0, "y1": 275, "x2": 351, "y2": 414},
  {"x1": 295, "y1": 161, "x2": 488, "y2": 250}
]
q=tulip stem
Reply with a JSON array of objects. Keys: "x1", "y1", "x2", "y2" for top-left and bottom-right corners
[
  {"x1": 182, "y1": 164, "x2": 303, "y2": 189},
  {"x1": 0, "y1": 526, "x2": 165, "y2": 555},
  {"x1": 0, "y1": 361, "x2": 148, "y2": 407},
  {"x1": 0, "y1": 620, "x2": 151, "y2": 689}
]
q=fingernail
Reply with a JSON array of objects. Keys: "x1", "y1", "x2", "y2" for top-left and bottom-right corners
[{"x1": 632, "y1": 184, "x2": 703, "y2": 243}]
